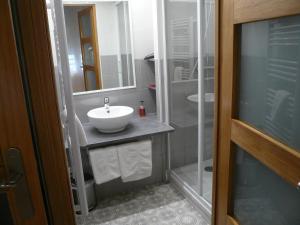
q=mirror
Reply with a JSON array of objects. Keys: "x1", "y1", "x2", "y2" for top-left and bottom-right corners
[{"x1": 63, "y1": 1, "x2": 135, "y2": 94}]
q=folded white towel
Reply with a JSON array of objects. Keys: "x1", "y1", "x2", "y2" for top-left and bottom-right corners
[
  {"x1": 75, "y1": 114, "x2": 88, "y2": 147},
  {"x1": 88, "y1": 146, "x2": 121, "y2": 185},
  {"x1": 60, "y1": 109, "x2": 88, "y2": 147},
  {"x1": 117, "y1": 140, "x2": 152, "y2": 182}
]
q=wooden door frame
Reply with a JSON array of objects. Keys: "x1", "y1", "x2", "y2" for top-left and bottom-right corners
[
  {"x1": 213, "y1": 0, "x2": 300, "y2": 225},
  {"x1": 77, "y1": 5, "x2": 102, "y2": 90},
  {"x1": 9, "y1": 0, "x2": 76, "y2": 224},
  {"x1": 0, "y1": 1, "x2": 48, "y2": 224}
]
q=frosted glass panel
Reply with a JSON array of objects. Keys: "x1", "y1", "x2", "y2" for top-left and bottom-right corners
[
  {"x1": 232, "y1": 146, "x2": 300, "y2": 225},
  {"x1": 238, "y1": 15, "x2": 300, "y2": 151},
  {"x1": 83, "y1": 43, "x2": 94, "y2": 66},
  {"x1": 80, "y1": 14, "x2": 92, "y2": 37},
  {"x1": 86, "y1": 71, "x2": 97, "y2": 91}
]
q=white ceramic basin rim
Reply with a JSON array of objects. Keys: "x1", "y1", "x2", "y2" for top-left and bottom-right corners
[{"x1": 87, "y1": 106, "x2": 134, "y2": 133}]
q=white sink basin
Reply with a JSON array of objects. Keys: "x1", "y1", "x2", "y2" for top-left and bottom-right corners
[
  {"x1": 187, "y1": 93, "x2": 215, "y2": 103},
  {"x1": 187, "y1": 94, "x2": 198, "y2": 103},
  {"x1": 87, "y1": 106, "x2": 134, "y2": 133}
]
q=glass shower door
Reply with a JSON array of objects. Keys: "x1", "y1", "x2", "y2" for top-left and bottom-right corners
[
  {"x1": 200, "y1": 0, "x2": 215, "y2": 203},
  {"x1": 165, "y1": 0, "x2": 215, "y2": 205},
  {"x1": 165, "y1": 0, "x2": 200, "y2": 194}
]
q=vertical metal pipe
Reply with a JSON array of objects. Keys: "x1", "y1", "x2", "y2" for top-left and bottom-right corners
[
  {"x1": 198, "y1": 0, "x2": 205, "y2": 197},
  {"x1": 160, "y1": 0, "x2": 171, "y2": 174},
  {"x1": 52, "y1": 0, "x2": 89, "y2": 216}
]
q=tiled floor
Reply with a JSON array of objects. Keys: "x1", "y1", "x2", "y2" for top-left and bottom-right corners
[
  {"x1": 76, "y1": 184, "x2": 209, "y2": 225},
  {"x1": 173, "y1": 160, "x2": 213, "y2": 202}
]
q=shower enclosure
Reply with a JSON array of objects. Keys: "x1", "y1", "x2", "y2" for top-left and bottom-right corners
[{"x1": 163, "y1": 0, "x2": 215, "y2": 214}]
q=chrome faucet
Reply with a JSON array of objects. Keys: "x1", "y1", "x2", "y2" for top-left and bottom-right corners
[{"x1": 104, "y1": 97, "x2": 110, "y2": 113}]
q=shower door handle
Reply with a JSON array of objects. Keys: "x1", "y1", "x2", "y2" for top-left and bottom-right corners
[{"x1": 0, "y1": 147, "x2": 34, "y2": 220}]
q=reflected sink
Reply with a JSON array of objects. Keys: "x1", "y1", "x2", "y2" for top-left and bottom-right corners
[
  {"x1": 187, "y1": 94, "x2": 198, "y2": 103},
  {"x1": 87, "y1": 106, "x2": 134, "y2": 133},
  {"x1": 187, "y1": 93, "x2": 215, "y2": 103}
]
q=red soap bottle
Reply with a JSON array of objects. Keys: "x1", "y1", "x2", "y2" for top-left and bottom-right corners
[{"x1": 139, "y1": 101, "x2": 146, "y2": 117}]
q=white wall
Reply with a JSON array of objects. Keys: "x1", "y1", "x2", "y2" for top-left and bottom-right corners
[
  {"x1": 130, "y1": 0, "x2": 154, "y2": 59},
  {"x1": 95, "y1": 2, "x2": 120, "y2": 56}
]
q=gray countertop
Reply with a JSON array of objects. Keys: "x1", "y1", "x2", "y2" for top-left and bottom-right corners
[{"x1": 83, "y1": 114, "x2": 174, "y2": 148}]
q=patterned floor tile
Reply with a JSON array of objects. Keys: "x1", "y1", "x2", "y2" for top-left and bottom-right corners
[{"x1": 77, "y1": 184, "x2": 208, "y2": 225}]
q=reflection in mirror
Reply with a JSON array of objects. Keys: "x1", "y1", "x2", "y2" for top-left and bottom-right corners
[{"x1": 63, "y1": 1, "x2": 135, "y2": 94}]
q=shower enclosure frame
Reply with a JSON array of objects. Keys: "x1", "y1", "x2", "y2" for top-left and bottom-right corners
[{"x1": 156, "y1": 0, "x2": 214, "y2": 221}]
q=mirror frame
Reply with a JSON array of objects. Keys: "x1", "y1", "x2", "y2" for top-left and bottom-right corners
[{"x1": 62, "y1": 0, "x2": 137, "y2": 96}]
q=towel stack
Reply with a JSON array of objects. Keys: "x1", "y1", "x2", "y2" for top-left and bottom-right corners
[
  {"x1": 60, "y1": 110, "x2": 88, "y2": 147},
  {"x1": 88, "y1": 140, "x2": 152, "y2": 185}
]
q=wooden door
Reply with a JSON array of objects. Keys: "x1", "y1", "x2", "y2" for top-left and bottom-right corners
[
  {"x1": 78, "y1": 6, "x2": 102, "y2": 91},
  {"x1": 0, "y1": 1, "x2": 48, "y2": 224},
  {"x1": 214, "y1": 1, "x2": 300, "y2": 225}
]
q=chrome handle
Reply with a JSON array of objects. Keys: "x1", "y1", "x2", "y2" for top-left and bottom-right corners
[{"x1": 297, "y1": 182, "x2": 300, "y2": 191}]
